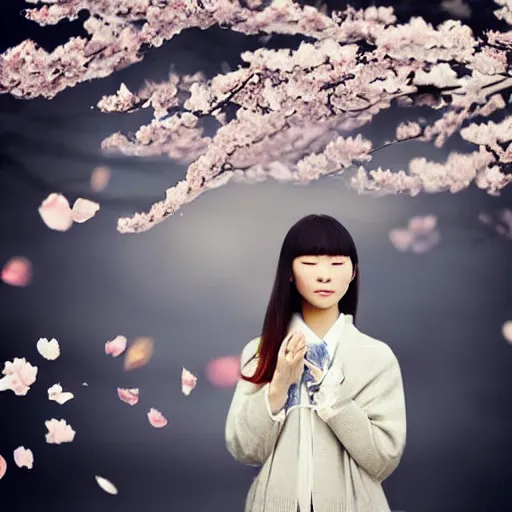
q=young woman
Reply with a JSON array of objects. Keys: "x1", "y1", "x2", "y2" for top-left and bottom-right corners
[{"x1": 225, "y1": 214, "x2": 406, "y2": 512}]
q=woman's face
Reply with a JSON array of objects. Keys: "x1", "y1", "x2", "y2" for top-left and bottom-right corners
[{"x1": 291, "y1": 254, "x2": 355, "y2": 311}]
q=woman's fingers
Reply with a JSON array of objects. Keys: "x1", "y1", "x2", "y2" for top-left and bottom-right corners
[
  {"x1": 281, "y1": 332, "x2": 306, "y2": 361},
  {"x1": 290, "y1": 332, "x2": 305, "y2": 351},
  {"x1": 287, "y1": 332, "x2": 299, "y2": 352},
  {"x1": 292, "y1": 345, "x2": 307, "y2": 360}
]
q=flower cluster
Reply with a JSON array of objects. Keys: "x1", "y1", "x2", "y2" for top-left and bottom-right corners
[{"x1": 0, "y1": 0, "x2": 511, "y2": 233}]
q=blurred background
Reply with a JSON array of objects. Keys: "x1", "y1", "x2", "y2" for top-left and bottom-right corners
[{"x1": 1, "y1": 0, "x2": 512, "y2": 511}]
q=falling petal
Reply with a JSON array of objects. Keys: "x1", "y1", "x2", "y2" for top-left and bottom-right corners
[
  {"x1": 1, "y1": 257, "x2": 32, "y2": 287},
  {"x1": 206, "y1": 355, "x2": 240, "y2": 388},
  {"x1": 0, "y1": 375, "x2": 12, "y2": 392},
  {"x1": 0, "y1": 358, "x2": 38, "y2": 396},
  {"x1": 147, "y1": 408, "x2": 167, "y2": 428},
  {"x1": 57, "y1": 392, "x2": 74, "y2": 404},
  {"x1": 71, "y1": 198, "x2": 100, "y2": 224},
  {"x1": 388, "y1": 229, "x2": 414, "y2": 252},
  {"x1": 117, "y1": 387, "x2": 139, "y2": 406},
  {"x1": 36, "y1": 337, "x2": 60, "y2": 360},
  {"x1": 90, "y1": 166, "x2": 111, "y2": 192},
  {"x1": 408, "y1": 215, "x2": 437, "y2": 234},
  {"x1": 82, "y1": 382, "x2": 88, "y2": 386},
  {"x1": 440, "y1": 0, "x2": 471, "y2": 19},
  {"x1": 124, "y1": 337, "x2": 154, "y2": 371},
  {"x1": 181, "y1": 368, "x2": 197, "y2": 396},
  {"x1": 13, "y1": 447, "x2": 33, "y2": 469},
  {"x1": 502, "y1": 321, "x2": 512, "y2": 344},
  {"x1": 45, "y1": 418, "x2": 76, "y2": 444},
  {"x1": 48, "y1": 383, "x2": 74, "y2": 405},
  {"x1": 38, "y1": 193, "x2": 73, "y2": 232},
  {"x1": 411, "y1": 231, "x2": 441, "y2": 254},
  {"x1": 0, "y1": 455, "x2": 6, "y2": 479},
  {"x1": 95, "y1": 475, "x2": 118, "y2": 495},
  {"x1": 105, "y1": 336, "x2": 127, "y2": 358}
]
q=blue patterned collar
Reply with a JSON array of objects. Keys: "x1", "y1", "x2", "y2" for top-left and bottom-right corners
[{"x1": 283, "y1": 312, "x2": 353, "y2": 413}]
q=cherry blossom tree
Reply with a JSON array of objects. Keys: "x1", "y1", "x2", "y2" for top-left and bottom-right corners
[{"x1": 1, "y1": 0, "x2": 511, "y2": 234}]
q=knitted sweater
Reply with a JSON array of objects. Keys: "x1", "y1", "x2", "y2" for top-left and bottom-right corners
[{"x1": 224, "y1": 320, "x2": 407, "y2": 512}]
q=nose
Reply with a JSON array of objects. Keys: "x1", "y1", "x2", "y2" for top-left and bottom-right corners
[
  {"x1": 315, "y1": 261, "x2": 332, "y2": 283},
  {"x1": 316, "y1": 273, "x2": 331, "y2": 283}
]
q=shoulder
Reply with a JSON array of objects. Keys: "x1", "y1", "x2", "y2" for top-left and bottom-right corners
[
  {"x1": 347, "y1": 325, "x2": 400, "y2": 372},
  {"x1": 240, "y1": 336, "x2": 261, "y2": 368}
]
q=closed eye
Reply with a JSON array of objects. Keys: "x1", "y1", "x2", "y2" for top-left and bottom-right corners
[{"x1": 301, "y1": 262, "x2": 345, "y2": 265}]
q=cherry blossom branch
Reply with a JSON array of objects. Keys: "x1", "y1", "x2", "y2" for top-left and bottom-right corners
[
  {"x1": 0, "y1": 1, "x2": 396, "y2": 100},
  {"x1": 112, "y1": 61, "x2": 512, "y2": 232},
  {"x1": 1, "y1": 0, "x2": 511, "y2": 234}
]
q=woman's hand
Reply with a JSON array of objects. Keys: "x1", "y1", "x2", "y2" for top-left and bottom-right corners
[{"x1": 272, "y1": 331, "x2": 307, "y2": 388}]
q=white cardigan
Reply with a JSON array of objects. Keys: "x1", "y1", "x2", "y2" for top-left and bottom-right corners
[{"x1": 225, "y1": 316, "x2": 407, "y2": 512}]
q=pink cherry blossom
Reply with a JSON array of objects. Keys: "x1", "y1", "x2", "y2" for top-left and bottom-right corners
[
  {"x1": 408, "y1": 215, "x2": 437, "y2": 234},
  {"x1": 48, "y1": 383, "x2": 74, "y2": 405},
  {"x1": 205, "y1": 355, "x2": 240, "y2": 388},
  {"x1": 494, "y1": 0, "x2": 512, "y2": 24},
  {"x1": 181, "y1": 368, "x2": 197, "y2": 396},
  {"x1": 396, "y1": 121, "x2": 422, "y2": 141},
  {"x1": 1, "y1": 257, "x2": 32, "y2": 287},
  {"x1": 45, "y1": 418, "x2": 76, "y2": 444},
  {"x1": 117, "y1": 387, "x2": 139, "y2": 406},
  {"x1": 90, "y1": 166, "x2": 111, "y2": 192},
  {"x1": 38, "y1": 193, "x2": 100, "y2": 231},
  {"x1": 0, "y1": 455, "x2": 6, "y2": 479},
  {"x1": 502, "y1": 321, "x2": 512, "y2": 344},
  {"x1": 13, "y1": 447, "x2": 33, "y2": 469},
  {"x1": 441, "y1": 0, "x2": 472, "y2": 19},
  {"x1": 0, "y1": 1, "x2": 511, "y2": 235},
  {"x1": 478, "y1": 208, "x2": 512, "y2": 240},
  {"x1": 38, "y1": 193, "x2": 73, "y2": 232},
  {"x1": 388, "y1": 229, "x2": 415, "y2": 252},
  {"x1": 147, "y1": 408, "x2": 167, "y2": 428},
  {"x1": 0, "y1": 358, "x2": 38, "y2": 396},
  {"x1": 389, "y1": 215, "x2": 441, "y2": 254},
  {"x1": 36, "y1": 337, "x2": 60, "y2": 360},
  {"x1": 105, "y1": 335, "x2": 127, "y2": 357},
  {"x1": 71, "y1": 198, "x2": 100, "y2": 223}
]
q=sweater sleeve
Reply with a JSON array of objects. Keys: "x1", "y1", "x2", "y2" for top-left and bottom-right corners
[
  {"x1": 314, "y1": 345, "x2": 406, "y2": 482},
  {"x1": 225, "y1": 338, "x2": 286, "y2": 466}
]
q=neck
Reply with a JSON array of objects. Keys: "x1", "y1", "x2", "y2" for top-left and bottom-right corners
[{"x1": 300, "y1": 302, "x2": 340, "y2": 339}]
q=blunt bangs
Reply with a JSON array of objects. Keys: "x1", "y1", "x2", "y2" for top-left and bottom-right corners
[{"x1": 285, "y1": 214, "x2": 357, "y2": 262}]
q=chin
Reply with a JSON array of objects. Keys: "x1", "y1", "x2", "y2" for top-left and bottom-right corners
[{"x1": 309, "y1": 298, "x2": 339, "y2": 310}]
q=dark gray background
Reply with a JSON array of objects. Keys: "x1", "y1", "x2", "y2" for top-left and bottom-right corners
[{"x1": 1, "y1": 1, "x2": 512, "y2": 511}]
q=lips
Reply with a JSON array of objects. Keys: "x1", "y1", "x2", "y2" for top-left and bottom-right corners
[{"x1": 315, "y1": 290, "x2": 334, "y2": 295}]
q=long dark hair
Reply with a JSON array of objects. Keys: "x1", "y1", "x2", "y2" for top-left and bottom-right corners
[{"x1": 241, "y1": 214, "x2": 359, "y2": 384}]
